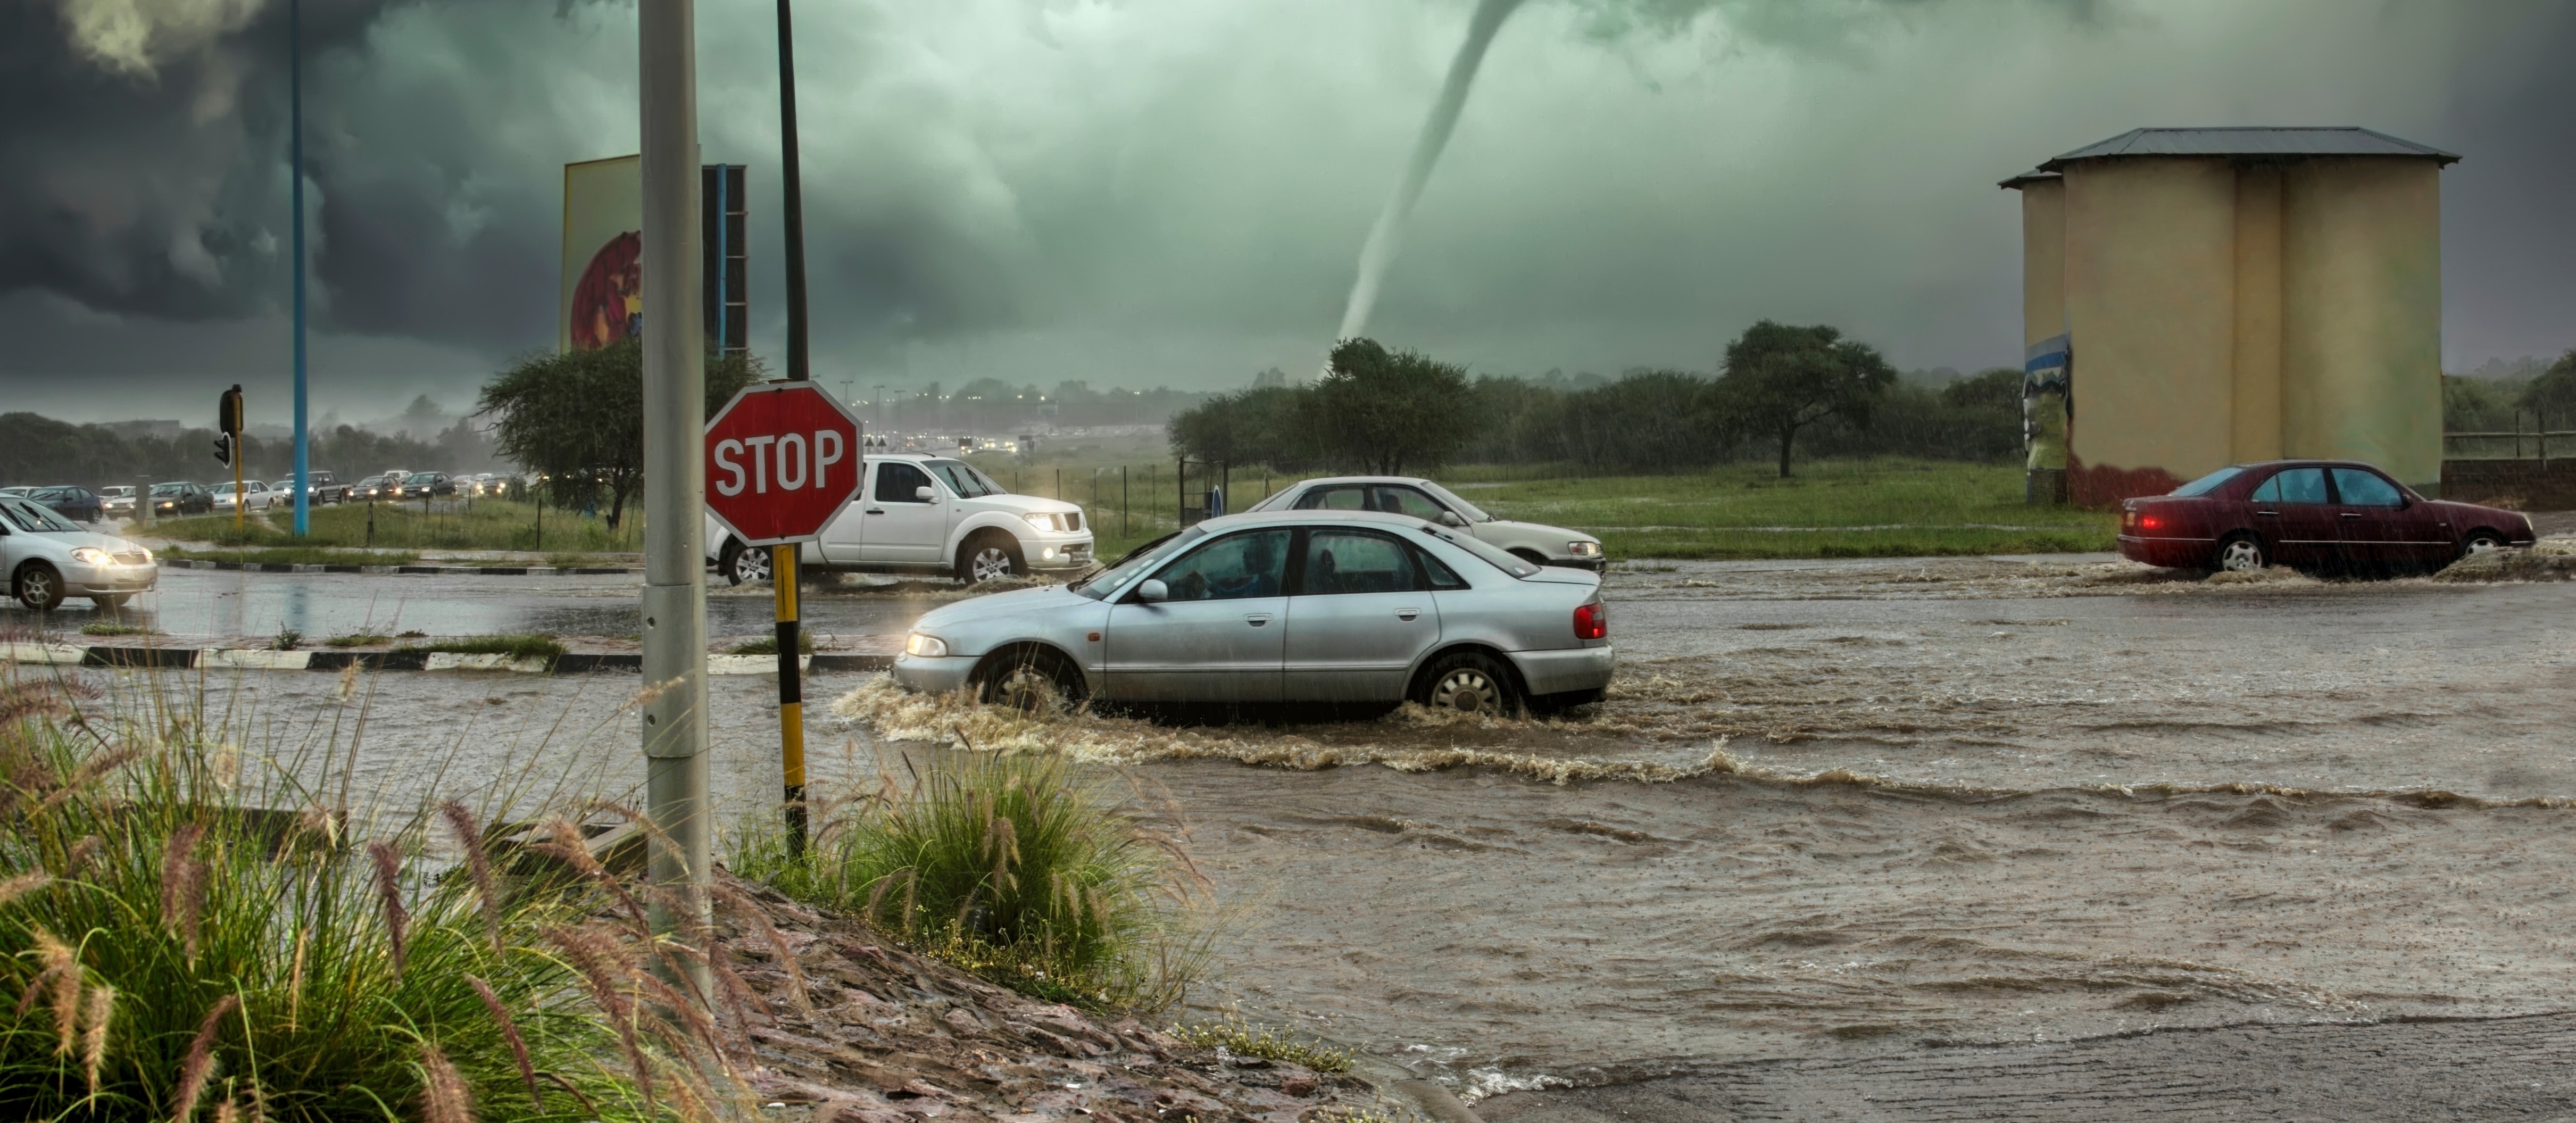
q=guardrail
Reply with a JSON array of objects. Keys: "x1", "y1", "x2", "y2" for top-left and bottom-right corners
[{"x1": 2443, "y1": 429, "x2": 2576, "y2": 461}]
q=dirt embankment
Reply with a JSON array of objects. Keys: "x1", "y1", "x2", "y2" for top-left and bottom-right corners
[{"x1": 714, "y1": 871, "x2": 1386, "y2": 1123}]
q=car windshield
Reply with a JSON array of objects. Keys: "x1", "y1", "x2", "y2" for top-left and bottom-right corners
[
  {"x1": 1414, "y1": 523, "x2": 1539, "y2": 578},
  {"x1": 924, "y1": 459, "x2": 1006, "y2": 498},
  {"x1": 213, "y1": 484, "x2": 237, "y2": 494},
  {"x1": 1072, "y1": 527, "x2": 1204, "y2": 601},
  {"x1": 1, "y1": 499, "x2": 83, "y2": 534},
  {"x1": 405, "y1": 473, "x2": 437, "y2": 484},
  {"x1": 1418, "y1": 481, "x2": 1494, "y2": 522},
  {"x1": 151, "y1": 484, "x2": 186, "y2": 495},
  {"x1": 2170, "y1": 467, "x2": 2245, "y2": 497}
]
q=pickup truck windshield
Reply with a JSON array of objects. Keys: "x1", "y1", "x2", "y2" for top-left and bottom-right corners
[{"x1": 924, "y1": 459, "x2": 1006, "y2": 499}]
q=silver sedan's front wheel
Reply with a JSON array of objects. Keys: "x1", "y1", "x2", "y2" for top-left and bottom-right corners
[{"x1": 2216, "y1": 536, "x2": 2267, "y2": 573}]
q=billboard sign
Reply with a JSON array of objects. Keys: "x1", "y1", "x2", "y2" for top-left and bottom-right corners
[{"x1": 561, "y1": 154, "x2": 643, "y2": 352}]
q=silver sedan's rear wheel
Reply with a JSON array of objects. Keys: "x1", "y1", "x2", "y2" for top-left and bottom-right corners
[
  {"x1": 2215, "y1": 535, "x2": 2267, "y2": 573},
  {"x1": 1414, "y1": 651, "x2": 1520, "y2": 718}
]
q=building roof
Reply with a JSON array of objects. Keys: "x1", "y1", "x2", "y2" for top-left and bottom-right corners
[
  {"x1": 1997, "y1": 168, "x2": 2061, "y2": 190},
  {"x1": 2034, "y1": 127, "x2": 2461, "y2": 172}
]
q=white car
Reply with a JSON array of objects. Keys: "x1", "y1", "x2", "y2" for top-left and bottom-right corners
[
  {"x1": 1, "y1": 497, "x2": 157, "y2": 610},
  {"x1": 212, "y1": 480, "x2": 279, "y2": 510},
  {"x1": 705, "y1": 453, "x2": 1094, "y2": 585},
  {"x1": 1244, "y1": 477, "x2": 1605, "y2": 571}
]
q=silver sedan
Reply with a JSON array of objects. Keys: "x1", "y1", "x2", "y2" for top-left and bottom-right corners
[{"x1": 893, "y1": 510, "x2": 1613, "y2": 714}]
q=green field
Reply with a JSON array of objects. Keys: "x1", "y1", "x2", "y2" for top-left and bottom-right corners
[
  {"x1": 152, "y1": 498, "x2": 640, "y2": 555},
  {"x1": 1444, "y1": 459, "x2": 2115, "y2": 560}
]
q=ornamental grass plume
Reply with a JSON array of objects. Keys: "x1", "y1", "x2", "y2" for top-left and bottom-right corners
[{"x1": 0, "y1": 664, "x2": 725, "y2": 1122}]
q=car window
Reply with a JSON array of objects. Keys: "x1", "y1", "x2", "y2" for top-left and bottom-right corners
[
  {"x1": 2170, "y1": 466, "x2": 2243, "y2": 497},
  {"x1": 1150, "y1": 529, "x2": 1290, "y2": 602},
  {"x1": 2, "y1": 500, "x2": 80, "y2": 533},
  {"x1": 2331, "y1": 469, "x2": 2404, "y2": 508},
  {"x1": 1415, "y1": 525, "x2": 1539, "y2": 578},
  {"x1": 1416, "y1": 548, "x2": 1469, "y2": 589},
  {"x1": 875, "y1": 461, "x2": 935, "y2": 503},
  {"x1": 1293, "y1": 486, "x2": 1368, "y2": 512},
  {"x1": 2250, "y1": 468, "x2": 2328, "y2": 504},
  {"x1": 924, "y1": 459, "x2": 1004, "y2": 498},
  {"x1": 1418, "y1": 481, "x2": 1494, "y2": 522},
  {"x1": 1371, "y1": 486, "x2": 1450, "y2": 522},
  {"x1": 1299, "y1": 529, "x2": 1419, "y2": 595},
  {"x1": 1077, "y1": 527, "x2": 1202, "y2": 600}
]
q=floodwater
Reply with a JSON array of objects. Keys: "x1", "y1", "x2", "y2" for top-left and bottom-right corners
[{"x1": 36, "y1": 553, "x2": 2576, "y2": 1097}]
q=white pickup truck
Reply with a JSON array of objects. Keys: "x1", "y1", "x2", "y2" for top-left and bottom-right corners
[{"x1": 704, "y1": 453, "x2": 1094, "y2": 585}]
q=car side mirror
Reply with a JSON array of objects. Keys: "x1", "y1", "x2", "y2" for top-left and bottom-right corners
[
  {"x1": 915, "y1": 486, "x2": 935, "y2": 502},
  {"x1": 1136, "y1": 579, "x2": 1169, "y2": 603},
  {"x1": 1439, "y1": 511, "x2": 1467, "y2": 528}
]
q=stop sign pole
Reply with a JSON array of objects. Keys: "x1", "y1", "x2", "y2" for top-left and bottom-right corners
[{"x1": 704, "y1": 383, "x2": 863, "y2": 855}]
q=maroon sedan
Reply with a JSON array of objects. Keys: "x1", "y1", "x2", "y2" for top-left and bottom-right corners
[{"x1": 2118, "y1": 460, "x2": 2536, "y2": 573}]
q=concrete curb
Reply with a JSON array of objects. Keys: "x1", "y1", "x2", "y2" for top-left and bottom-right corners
[
  {"x1": 2, "y1": 643, "x2": 891, "y2": 676},
  {"x1": 159, "y1": 559, "x2": 637, "y2": 576}
]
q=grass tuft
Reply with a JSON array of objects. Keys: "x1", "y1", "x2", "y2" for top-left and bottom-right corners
[
  {"x1": 77, "y1": 622, "x2": 153, "y2": 637},
  {"x1": 1168, "y1": 1009, "x2": 1354, "y2": 1072},
  {"x1": 392, "y1": 634, "x2": 567, "y2": 661},
  {"x1": 727, "y1": 633, "x2": 817, "y2": 656},
  {"x1": 156, "y1": 545, "x2": 422, "y2": 566},
  {"x1": 326, "y1": 631, "x2": 392, "y2": 648},
  {"x1": 154, "y1": 498, "x2": 638, "y2": 555},
  {"x1": 0, "y1": 673, "x2": 707, "y2": 1121},
  {"x1": 272, "y1": 628, "x2": 303, "y2": 651},
  {"x1": 734, "y1": 751, "x2": 1211, "y2": 1013}
]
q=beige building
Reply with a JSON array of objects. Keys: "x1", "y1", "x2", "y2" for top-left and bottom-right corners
[{"x1": 2003, "y1": 127, "x2": 2457, "y2": 505}]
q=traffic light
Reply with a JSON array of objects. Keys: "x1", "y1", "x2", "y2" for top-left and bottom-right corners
[
  {"x1": 214, "y1": 383, "x2": 245, "y2": 467},
  {"x1": 213, "y1": 433, "x2": 233, "y2": 467}
]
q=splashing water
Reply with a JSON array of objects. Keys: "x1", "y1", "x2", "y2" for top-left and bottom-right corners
[{"x1": 1333, "y1": 0, "x2": 1531, "y2": 346}]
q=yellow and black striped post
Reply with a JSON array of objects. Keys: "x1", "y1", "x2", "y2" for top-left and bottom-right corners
[{"x1": 773, "y1": 543, "x2": 807, "y2": 855}]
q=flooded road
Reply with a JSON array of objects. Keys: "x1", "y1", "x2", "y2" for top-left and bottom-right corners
[{"x1": 36, "y1": 554, "x2": 2576, "y2": 1095}]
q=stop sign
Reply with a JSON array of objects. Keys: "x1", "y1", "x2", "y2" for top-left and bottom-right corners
[{"x1": 703, "y1": 382, "x2": 866, "y2": 546}]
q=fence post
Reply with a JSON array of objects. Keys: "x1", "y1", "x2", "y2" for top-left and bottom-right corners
[{"x1": 1121, "y1": 465, "x2": 1129, "y2": 538}]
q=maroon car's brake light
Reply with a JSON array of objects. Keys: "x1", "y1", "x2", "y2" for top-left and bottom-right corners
[{"x1": 1574, "y1": 602, "x2": 1607, "y2": 641}]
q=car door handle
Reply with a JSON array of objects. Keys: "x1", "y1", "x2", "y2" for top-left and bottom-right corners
[
  {"x1": 1244, "y1": 613, "x2": 1272, "y2": 626},
  {"x1": 2255, "y1": 510, "x2": 2279, "y2": 517},
  {"x1": 865, "y1": 508, "x2": 885, "y2": 515},
  {"x1": 2340, "y1": 512, "x2": 2363, "y2": 518},
  {"x1": 1396, "y1": 608, "x2": 1420, "y2": 621}
]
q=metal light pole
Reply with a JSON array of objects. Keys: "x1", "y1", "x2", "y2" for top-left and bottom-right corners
[
  {"x1": 771, "y1": 0, "x2": 815, "y2": 855},
  {"x1": 289, "y1": 0, "x2": 310, "y2": 537},
  {"x1": 639, "y1": 0, "x2": 711, "y2": 969}
]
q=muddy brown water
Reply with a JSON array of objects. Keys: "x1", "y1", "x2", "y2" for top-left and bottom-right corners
[{"x1": 62, "y1": 555, "x2": 2576, "y2": 1099}]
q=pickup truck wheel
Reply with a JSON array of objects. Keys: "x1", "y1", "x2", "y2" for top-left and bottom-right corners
[
  {"x1": 720, "y1": 539, "x2": 771, "y2": 586},
  {"x1": 958, "y1": 534, "x2": 1024, "y2": 585},
  {"x1": 15, "y1": 563, "x2": 65, "y2": 611}
]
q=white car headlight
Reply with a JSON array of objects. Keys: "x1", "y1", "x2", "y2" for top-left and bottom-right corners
[
  {"x1": 904, "y1": 633, "x2": 949, "y2": 658},
  {"x1": 70, "y1": 547, "x2": 111, "y2": 564},
  {"x1": 1023, "y1": 512, "x2": 1059, "y2": 532},
  {"x1": 1567, "y1": 540, "x2": 1602, "y2": 557}
]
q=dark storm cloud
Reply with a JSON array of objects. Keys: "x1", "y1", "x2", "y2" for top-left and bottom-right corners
[{"x1": 2, "y1": 0, "x2": 2573, "y2": 422}]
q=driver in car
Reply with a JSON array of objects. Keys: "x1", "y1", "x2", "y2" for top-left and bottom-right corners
[{"x1": 1204, "y1": 533, "x2": 1282, "y2": 600}]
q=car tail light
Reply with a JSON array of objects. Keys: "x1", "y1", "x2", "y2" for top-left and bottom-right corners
[{"x1": 1573, "y1": 602, "x2": 1607, "y2": 640}]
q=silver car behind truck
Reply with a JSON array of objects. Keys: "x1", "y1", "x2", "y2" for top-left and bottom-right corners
[{"x1": 893, "y1": 510, "x2": 1612, "y2": 714}]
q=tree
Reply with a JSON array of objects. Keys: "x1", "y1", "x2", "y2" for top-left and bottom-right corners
[
  {"x1": 1312, "y1": 338, "x2": 1477, "y2": 474},
  {"x1": 1713, "y1": 320, "x2": 1897, "y2": 478},
  {"x1": 476, "y1": 340, "x2": 759, "y2": 529},
  {"x1": 2520, "y1": 349, "x2": 2576, "y2": 426},
  {"x1": 1168, "y1": 385, "x2": 1318, "y2": 471}
]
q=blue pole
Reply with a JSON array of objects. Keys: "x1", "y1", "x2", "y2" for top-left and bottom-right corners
[{"x1": 289, "y1": 0, "x2": 310, "y2": 536}]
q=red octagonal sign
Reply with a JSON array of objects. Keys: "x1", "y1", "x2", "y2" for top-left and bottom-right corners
[{"x1": 703, "y1": 382, "x2": 865, "y2": 547}]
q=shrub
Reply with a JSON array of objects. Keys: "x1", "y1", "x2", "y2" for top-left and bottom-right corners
[
  {"x1": 735, "y1": 752, "x2": 1207, "y2": 1012},
  {"x1": 0, "y1": 677, "x2": 724, "y2": 1121}
]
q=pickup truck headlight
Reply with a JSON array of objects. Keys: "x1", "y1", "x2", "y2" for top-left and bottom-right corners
[
  {"x1": 1023, "y1": 512, "x2": 1060, "y2": 532},
  {"x1": 904, "y1": 633, "x2": 949, "y2": 658},
  {"x1": 70, "y1": 547, "x2": 111, "y2": 565},
  {"x1": 1566, "y1": 540, "x2": 1602, "y2": 558}
]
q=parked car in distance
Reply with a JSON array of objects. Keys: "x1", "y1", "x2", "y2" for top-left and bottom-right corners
[
  {"x1": 148, "y1": 481, "x2": 215, "y2": 517},
  {"x1": 98, "y1": 486, "x2": 136, "y2": 518},
  {"x1": 0, "y1": 488, "x2": 31, "y2": 498},
  {"x1": 2119, "y1": 460, "x2": 2537, "y2": 575},
  {"x1": 0, "y1": 496, "x2": 156, "y2": 610},
  {"x1": 268, "y1": 471, "x2": 350, "y2": 505},
  {"x1": 704, "y1": 453, "x2": 1093, "y2": 586},
  {"x1": 29, "y1": 486, "x2": 103, "y2": 523},
  {"x1": 212, "y1": 480, "x2": 279, "y2": 511},
  {"x1": 352, "y1": 473, "x2": 399, "y2": 501},
  {"x1": 1244, "y1": 476, "x2": 1606, "y2": 571},
  {"x1": 892, "y1": 509, "x2": 1613, "y2": 714},
  {"x1": 396, "y1": 471, "x2": 455, "y2": 500}
]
